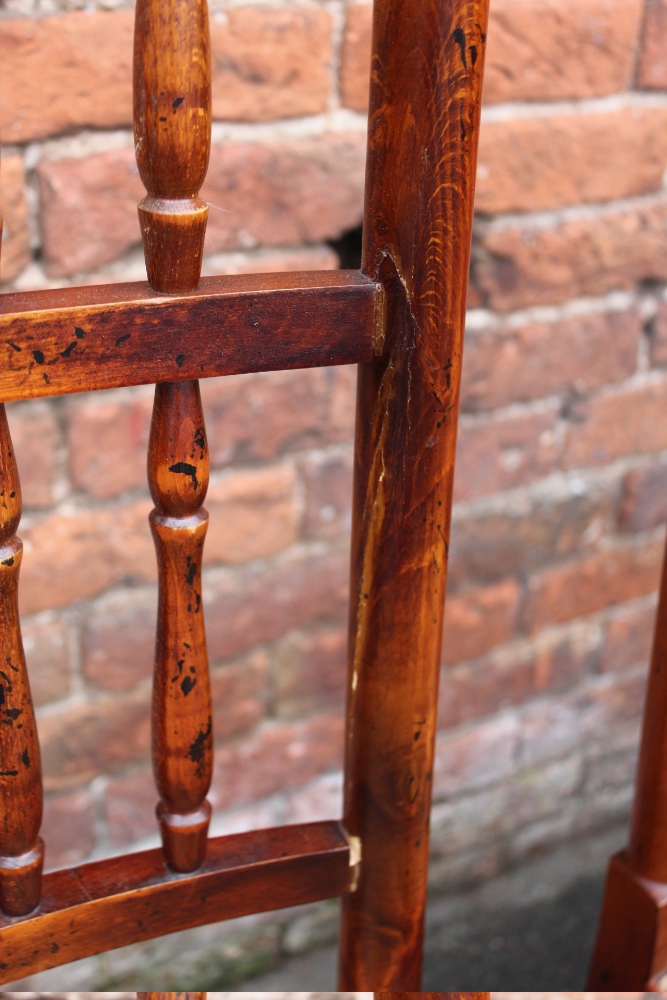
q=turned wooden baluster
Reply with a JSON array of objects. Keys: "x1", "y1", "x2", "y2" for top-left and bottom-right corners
[
  {"x1": 0, "y1": 407, "x2": 44, "y2": 915},
  {"x1": 135, "y1": 0, "x2": 214, "y2": 872}
]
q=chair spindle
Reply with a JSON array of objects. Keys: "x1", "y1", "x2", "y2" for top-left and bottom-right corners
[
  {"x1": 0, "y1": 404, "x2": 44, "y2": 915},
  {"x1": 135, "y1": 0, "x2": 214, "y2": 871}
]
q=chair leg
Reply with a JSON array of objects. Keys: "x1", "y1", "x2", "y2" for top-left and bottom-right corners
[
  {"x1": 588, "y1": 539, "x2": 667, "y2": 988},
  {"x1": 337, "y1": 0, "x2": 489, "y2": 989}
]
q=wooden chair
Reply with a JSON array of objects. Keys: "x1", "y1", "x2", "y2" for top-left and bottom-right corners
[
  {"x1": 589, "y1": 546, "x2": 667, "y2": 988},
  {"x1": 0, "y1": 0, "x2": 489, "y2": 988}
]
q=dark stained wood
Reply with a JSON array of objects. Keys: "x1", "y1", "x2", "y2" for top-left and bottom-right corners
[
  {"x1": 134, "y1": 0, "x2": 211, "y2": 292},
  {"x1": 588, "y1": 540, "x2": 667, "y2": 987},
  {"x1": 0, "y1": 270, "x2": 377, "y2": 401},
  {"x1": 0, "y1": 404, "x2": 44, "y2": 917},
  {"x1": 338, "y1": 0, "x2": 489, "y2": 989},
  {"x1": 0, "y1": 820, "x2": 352, "y2": 981},
  {"x1": 149, "y1": 380, "x2": 213, "y2": 871}
]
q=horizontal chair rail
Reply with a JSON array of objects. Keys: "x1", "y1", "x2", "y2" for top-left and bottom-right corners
[
  {"x1": 0, "y1": 820, "x2": 352, "y2": 981},
  {"x1": 0, "y1": 270, "x2": 378, "y2": 402}
]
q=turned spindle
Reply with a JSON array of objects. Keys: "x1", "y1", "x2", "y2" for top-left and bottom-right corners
[
  {"x1": 148, "y1": 381, "x2": 213, "y2": 872},
  {"x1": 135, "y1": 0, "x2": 214, "y2": 872},
  {"x1": 0, "y1": 405, "x2": 44, "y2": 915},
  {"x1": 134, "y1": 0, "x2": 211, "y2": 292}
]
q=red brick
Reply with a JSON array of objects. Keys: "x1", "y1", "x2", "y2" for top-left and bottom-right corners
[
  {"x1": 210, "y1": 8, "x2": 332, "y2": 121},
  {"x1": 209, "y1": 712, "x2": 344, "y2": 813},
  {"x1": 211, "y1": 649, "x2": 268, "y2": 739},
  {"x1": 42, "y1": 788, "x2": 97, "y2": 869},
  {"x1": 619, "y1": 464, "x2": 667, "y2": 531},
  {"x1": 601, "y1": 600, "x2": 657, "y2": 673},
  {"x1": 476, "y1": 199, "x2": 667, "y2": 312},
  {"x1": 519, "y1": 670, "x2": 646, "y2": 767},
  {"x1": 83, "y1": 587, "x2": 155, "y2": 691},
  {"x1": 441, "y1": 579, "x2": 520, "y2": 666},
  {"x1": 38, "y1": 135, "x2": 365, "y2": 276},
  {"x1": 340, "y1": 3, "x2": 372, "y2": 111},
  {"x1": 0, "y1": 11, "x2": 134, "y2": 143},
  {"x1": 38, "y1": 148, "x2": 143, "y2": 277},
  {"x1": 274, "y1": 623, "x2": 347, "y2": 718},
  {"x1": 340, "y1": 0, "x2": 642, "y2": 111},
  {"x1": 650, "y1": 300, "x2": 667, "y2": 366},
  {"x1": 302, "y1": 450, "x2": 353, "y2": 539},
  {"x1": 637, "y1": 0, "x2": 667, "y2": 88},
  {"x1": 39, "y1": 691, "x2": 151, "y2": 791},
  {"x1": 564, "y1": 377, "x2": 667, "y2": 469},
  {"x1": 202, "y1": 244, "x2": 339, "y2": 277},
  {"x1": 484, "y1": 0, "x2": 642, "y2": 103},
  {"x1": 476, "y1": 107, "x2": 667, "y2": 215},
  {"x1": 201, "y1": 366, "x2": 356, "y2": 467},
  {"x1": 0, "y1": 156, "x2": 30, "y2": 283},
  {"x1": 461, "y1": 309, "x2": 641, "y2": 412},
  {"x1": 205, "y1": 546, "x2": 350, "y2": 663},
  {"x1": 7, "y1": 400, "x2": 60, "y2": 509},
  {"x1": 448, "y1": 489, "x2": 615, "y2": 589},
  {"x1": 22, "y1": 613, "x2": 70, "y2": 707},
  {"x1": 20, "y1": 499, "x2": 155, "y2": 616},
  {"x1": 1, "y1": 8, "x2": 332, "y2": 144},
  {"x1": 453, "y1": 406, "x2": 559, "y2": 501},
  {"x1": 205, "y1": 465, "x2": 299, "y2": 565},
  {"x1": 439, "y1": 625, "x2": 601, "y2": 728},
  {"x1": 433, "y1": 714, "x2": 520, "y2": 798},
  {"x1": 522, "y1": 541, "x2": 664, "y2": 634},
  {"x1": 104, "y1": 767, "x2": 155, "y2": 847},
  {"x1": 68, "y1": 392, "x2": 152, "y2": 499}
]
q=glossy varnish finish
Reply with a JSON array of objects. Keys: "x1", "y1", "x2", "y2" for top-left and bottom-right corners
[
  {"x1": 588, "y1": 541, "x2": 667, "y2": 987},
  {"x1": 0, "y1": 271, "x2": 378, "y2": 402},
  {"x1": 0, "y1": 821, "x2": 352, "y2": 978},
  {"x1": 339, "y1": 0, "x2": 489, "y2": 988},
  {"x1": 0, "y1": 405, "x2": 44, "y2": 916}
]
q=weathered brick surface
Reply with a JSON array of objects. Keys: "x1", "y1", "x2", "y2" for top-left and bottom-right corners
[
  {"x1": 38, "y1": 135, "x2": 365, "y2": 275},
  {"x1": 441, "y1": 579, "x2": 520, "y2": 666},
  {"x1": 476, "y1": 199, "x2": 667, "y2": 311},
  {"x1": 454, "y1": 406, "x2": 559, "y2": 501},
  {"x1": 637, "y1": 0, "x2": 667, "y2": 88},
  {"x1": 301, "y1": 449, "x2": 353, "y2": 539},
  {"x1": 39, "y1": 690, "x2": 151, "y2": 791},
  {"x1": 564, "y1": 376, "x2": 667, "y2": 469},
  {"x1": 619, "y1": 463, "x2": 667, "y2": 531},
  {"x1": 601, "y1": 599, "x2": 657, "y2": 673},
  {"x1": 274, "y1": 623, "x2": 347, "y2": 718},
  {"x1": 22, "y1": 613, "x2": 70, "y2": 707},
  {"x1": 1, "y1": 8, "x2": 331, "y2": 143},
  {"x1": 7, "y1": 399, "x2": 60, "y2": 509},
  {"x1": 341, "y1": 0, "x2": 643, "y2": 110},
  {"x1": 522, "y1": 541, "x2": 664, "y2": 634},
  {"x1": 42, "y1": 788, "x2": 97, "y2": 870},
  {"x1": 67, "y1": 392, "x2": 152, "y2": 499},
  {"x1": 476, "y1": 107, "x2": 667, "y2": 215},
  {"x1": 0, "y1": 155, "x2": 30, "y2": 283},
  {"x1": 650, "y1": 299, "x2": 667, "y2": 366},
  {"x1": 210, "y1": 649, "x2": 268, "y2": 739},
  {"x1": 461, "y1": 309, "x2": 641, "y2": 412}
]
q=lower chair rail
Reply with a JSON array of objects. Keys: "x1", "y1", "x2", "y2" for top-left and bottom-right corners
[{"x1": 0, "y1": 820, "x2": 352, "y2": 981}]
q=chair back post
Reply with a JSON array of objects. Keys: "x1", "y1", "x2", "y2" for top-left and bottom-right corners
[
  {"x1": 0, "y1": 145, "x2": 44, "y2": 917},
  {"x1": 338, "y1": 0, "x2": 489, "y2": 988},
  {"x1": 134, "y1": 0, "x2": 214, "y2": 872}
]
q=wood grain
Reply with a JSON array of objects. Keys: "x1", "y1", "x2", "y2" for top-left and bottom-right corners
[
  {"x1": 134, "y1": 0, "x2": 211, "y2": 291},
  {"x1": 0, "y1": 404, "x2": 44, "y2": 916},
  {"x1": 0, "y1": 820, "x2": 351, "y2": 981},
  {"x1": 588, "y1": 540, "x2": 667, "y2": 987},
  {"x1": 0, "y1": 271, "x2": 377, "y2": 401},
  {"x1": 339, "y1": 0, "x2": 489, "y2": 988},
  {"x1": 149, "y1": 380, "x2": 213, "y2": 871}
]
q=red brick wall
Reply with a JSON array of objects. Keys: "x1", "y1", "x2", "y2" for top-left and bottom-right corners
[{"x1": 1, "y1": 0, "x2": 667, "y2": 897}]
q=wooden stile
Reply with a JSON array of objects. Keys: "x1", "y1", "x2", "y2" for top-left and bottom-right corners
[
  {"x1": 338, "y1": 0, "x2": 489, "y2": 988},
  {"x1": 0, "y1": 0, "x2": 490, "y2": 985}
]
